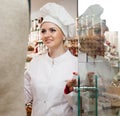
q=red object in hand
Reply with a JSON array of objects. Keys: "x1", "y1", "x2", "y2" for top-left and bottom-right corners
[
  {"x1": 73, "y1": 72, "x2": 78, "y2": 75},
  {"x1": 64, "y1": 72, "x2": 78, "y2": 94}
]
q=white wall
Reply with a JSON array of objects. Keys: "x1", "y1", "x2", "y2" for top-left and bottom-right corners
[{"x1": 31, "y1": 0, "x2": 77, "y2": 20}]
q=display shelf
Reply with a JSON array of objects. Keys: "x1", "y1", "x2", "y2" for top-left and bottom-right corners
[{"x1": 65, "y1": 39, "x2": 78, "y2": 56}]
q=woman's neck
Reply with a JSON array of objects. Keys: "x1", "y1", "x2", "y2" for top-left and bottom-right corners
[{"x1": 48, "y1": 47, "x2": 66, "y2": 58}]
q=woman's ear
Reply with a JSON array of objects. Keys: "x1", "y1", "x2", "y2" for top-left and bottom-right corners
[
  {"x1": 63, "y1": 36, "x2": 66, "y2": 44},
  {"x1": 63, "y1": 36, "x2": 66, "y2": 41}
]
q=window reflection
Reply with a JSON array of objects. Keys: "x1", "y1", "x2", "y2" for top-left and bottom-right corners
[{"x1": 77, "y1": 1, "x2": 120, "y2": 115}]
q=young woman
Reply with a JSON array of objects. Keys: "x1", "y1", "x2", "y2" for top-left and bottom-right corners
[{"x1": 24, "y1": 3, "x2": 78, "y2": 116}]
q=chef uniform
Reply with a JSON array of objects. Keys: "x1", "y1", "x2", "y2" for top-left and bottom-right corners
[{"x1": 24, "y1": 3, "x2": 78, "y2": 116}]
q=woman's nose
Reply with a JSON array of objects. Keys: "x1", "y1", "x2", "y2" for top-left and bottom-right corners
[{"x1": 44, "y1": 31, "x2": 51, "y2": 37}]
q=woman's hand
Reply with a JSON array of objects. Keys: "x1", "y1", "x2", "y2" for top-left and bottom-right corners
[{"x1": 64, "y1": 72, "x2": 78, "y2": 94}]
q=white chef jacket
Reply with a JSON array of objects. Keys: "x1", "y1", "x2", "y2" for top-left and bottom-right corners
[{"x1": 24, "y1": 50, "x2": 78, "y2": 116}]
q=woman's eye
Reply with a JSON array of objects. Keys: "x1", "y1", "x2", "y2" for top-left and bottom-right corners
[
  {"x1": 41, "y1": 29, "x2": 46, "y2": 34},
  {"x1": 50, "y1": 28, "x2": 56, "y2": 32}
]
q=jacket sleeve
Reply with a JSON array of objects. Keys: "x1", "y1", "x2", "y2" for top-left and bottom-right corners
[
  {"x1": 64, "y1": 90, "x2": 78, "y2": 109},
  {"x1": 24, "y1": 70, "x2": 33, "y2": 104}
]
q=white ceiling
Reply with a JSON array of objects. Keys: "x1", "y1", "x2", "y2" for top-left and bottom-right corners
[{"x1": 31, "y1": 0, "x2": 77, "y2": 19}]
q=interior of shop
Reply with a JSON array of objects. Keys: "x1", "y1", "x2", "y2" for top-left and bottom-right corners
[{"x1": 26, "y1": 0, "x2": 120, "y2": 116}]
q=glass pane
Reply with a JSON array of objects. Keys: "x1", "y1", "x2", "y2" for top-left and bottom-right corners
[{"x1": 77, "y1": 0, "x2": 120, "y2": 115}]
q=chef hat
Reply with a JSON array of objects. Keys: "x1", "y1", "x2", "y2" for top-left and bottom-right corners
[
  {"x1": 39, "y1": 3, "x2": 75, "y2": 39},
  {"x1": 78, "y1": 4, "x2": 104, "y2": 28}
]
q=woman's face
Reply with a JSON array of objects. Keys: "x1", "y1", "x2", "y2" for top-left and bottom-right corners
[{"x1": 40, "y1": 22, "x2": 65, "y2": 49}]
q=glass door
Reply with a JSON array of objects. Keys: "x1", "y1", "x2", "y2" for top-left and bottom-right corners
[{"x1": 76, "y1": 0, "x2": 120, "y2": 115}]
